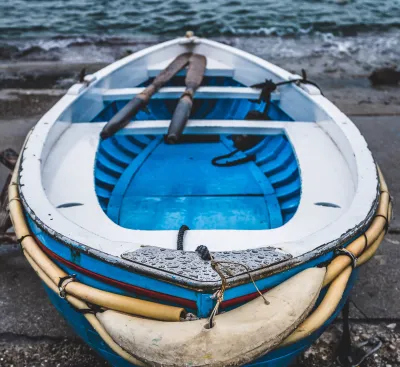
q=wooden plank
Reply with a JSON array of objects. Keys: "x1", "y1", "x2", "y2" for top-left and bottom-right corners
[
  {"x1": 148, "y1": 58, "x2": 234, "y2": 77},
  {"x1": 0, "y1": 148, "x2": 18, "y2": 171},
  {"x1": 0, "y1": 174, "x2": 11, "y2": 234},
  {"x1": 0, "y1": 233, "x2": 17, "y2": 245},
  {"x1": 0, "y1": 149, "x2": 18, "y2": 236},
  {"x1": 107, "y1": 119, "x2": 304, "y2": 136},
  {"x1": 102, "y1": 86, "x2": 280, "y2": 102}
]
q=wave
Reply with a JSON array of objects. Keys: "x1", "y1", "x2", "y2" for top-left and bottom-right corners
[
  {"x1": 1, "y1": 31, "x2": 399, "y2": 80},
  {"x1": 1, "y1": 0, "x2": 400, "y2": 40}
]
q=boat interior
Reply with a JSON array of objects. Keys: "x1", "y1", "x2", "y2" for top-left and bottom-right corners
[
  {"x1": 93, "y1": 76, "x2": 300, "y2": 231},
  {"x1": 20, "y1": 38, "x2": 376, "y2": 258}
]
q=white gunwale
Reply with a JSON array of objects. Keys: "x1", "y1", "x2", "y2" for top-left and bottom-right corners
[
  {"x1": 102, "y1": 86, "x2": 279, "y2": 101},
  {"x1": 18, "y1": 37, "x2": 378, "y2": 273},
  {"x1": 147, "y1": 56, "x2": 234, "y2": 77}
]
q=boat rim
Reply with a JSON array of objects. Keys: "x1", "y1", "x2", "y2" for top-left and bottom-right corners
[
  {"x1": 19, "y1": 186, "x2": 378, "y2": 290},
  {"x1": 17, "y1": 36, "x2": 380, "y2": 289}
]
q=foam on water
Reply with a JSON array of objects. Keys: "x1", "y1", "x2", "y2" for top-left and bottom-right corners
[
  {"x1": 1, "y1": 1, "x2": 399, "y2": 78},
  {"x1": 1, "y1": 31, "x2": 399, "y2": 78}
]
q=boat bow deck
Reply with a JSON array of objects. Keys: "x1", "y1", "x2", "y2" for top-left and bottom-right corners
[
  {"x1": 41, "y1": 119, "x2": 354, "y2": 260},
  {"x1": 18, "y1": 37, "x2": 378, "y2": 288}
]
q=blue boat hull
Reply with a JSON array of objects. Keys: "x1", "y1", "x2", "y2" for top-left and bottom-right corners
[
  {"x1": 23, "y1": 208, "x2": 364, "y2": 366},
  {"x1": 44, "y1": 269, "x2": 358, "y2": 366}
]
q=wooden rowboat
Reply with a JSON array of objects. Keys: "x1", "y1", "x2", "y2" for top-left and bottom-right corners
[{"x1": 7, "y1": 34, "x2": 391, "y2": 366}]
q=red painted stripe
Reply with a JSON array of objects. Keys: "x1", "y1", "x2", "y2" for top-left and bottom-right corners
[
  {"x1": 220, "y1": 288, "x2": 271, "y2": 309},
  {"x1": 34, "y1": 237, "x2": 197, "y2": 309},
  {"x1": 34, "y1": 237, "x2": 264, "y2": 311}
]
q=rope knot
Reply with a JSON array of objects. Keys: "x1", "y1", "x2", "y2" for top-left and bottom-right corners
[{"x1": 196, "y1": 245, "x2": 211, "y2": 261}]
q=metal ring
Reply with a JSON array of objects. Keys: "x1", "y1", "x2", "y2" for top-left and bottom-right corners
[
  {"x1": 335, "y1": 248, "x2": 357, "y2": 268},
  {"x1": 58, "y1": 274, "x2": 77, "y2": 299},
  {"x1": 182, "y1": 90, "x2": 194, "y2": 100}
]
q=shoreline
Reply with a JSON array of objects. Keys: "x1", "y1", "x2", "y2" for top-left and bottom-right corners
[{"x1": 1, "y1": 60, "x2": 400, "y2": 119}]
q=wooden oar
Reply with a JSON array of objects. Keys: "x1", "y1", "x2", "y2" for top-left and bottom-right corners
[
  {"x1": 167, "y1": 54, "x2": 207, "y2": 144},
  {"x1": 100, "y1": 52, "x2": 192, "y2": 140}
]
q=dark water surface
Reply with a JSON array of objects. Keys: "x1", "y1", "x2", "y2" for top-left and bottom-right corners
[
  {"x1": 2, "y1": 0, "x2": 400, "y2": 37},
  {"x1": 0, "y1": 0, "x2": 399, "y2": 76}
]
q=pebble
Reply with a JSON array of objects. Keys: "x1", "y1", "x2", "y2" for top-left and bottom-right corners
[{"x1": 369, "y1": 67, "x2": 400, "y2": 86}]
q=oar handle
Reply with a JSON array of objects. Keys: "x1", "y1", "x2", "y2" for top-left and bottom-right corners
[
  {"x1": 166, "y1": 54, "x2": 206, "y2": 143},
  {"x1": 100, "y1": 97, "x2": 147, "y2": 140},
  {"x1": 167, "y1": 94, "x2": 193, "y2": 144},
  {"x1": 100, "y1": 53, "x2": 192, "y2": 140}
]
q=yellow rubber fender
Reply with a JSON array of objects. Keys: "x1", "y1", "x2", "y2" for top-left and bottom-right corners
[
  {"x1": 281, "y1": 168, "x2": 391, "y2": 347},
  {"x1": 8, "y1": 157, "x2": 185, "y2": 323},
  {"x1": 97, "y1": 268, "x2": 326, "y2": 367},
  {"x1": 323, "y1": 167, "x2": 390, "y2": 286},
  {"x1": 280, "y1": 230, "x2": 386, "y2": 348},
  {"x1": 23, "y1": 250, "x2": 147, "y2": 367},
  {"x1": 281, "y1": 266, "x2": 351, "y2": 346}
]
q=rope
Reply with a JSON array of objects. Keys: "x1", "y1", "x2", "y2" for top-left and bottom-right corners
[
  {"x1": 212, "y1": 260, "x2": 270, "y2": 306},
  {"x1": 71, "y1": 302, "x2": 104, "y2": 315},
  {"x1": 336, "y1": 300, "x2": 382, "y2": 367},
  {"x1": 194, "y1": 243, "x2": 271, "y2": 322},
  {"x1": 211, "y1": 149, "x2": 256, "y2": 167},
  {"x1": 337, "y1": 340, "x2": 382, "y2": 367},
  {"x1": 206, "y1": 257, "x2": 271, "y2": 328},
  {"x1": 333, "y1": 195, "x2": 388, "y2": 269},
  {"x1": 207, "y1": 258, "x2": 227, "y2": 329},
  {"x1": 251, "y1": 79, "x2": 278, "y2": 116},
  {"x1": 375, "y1": 214, "x2": 389, "y2": 233},
  {"x1": 350, "y1": 299, "x2": 370, "y2": 320},
  {"x1": 210, "y1": 111, "x2": 265, "y2": 167},
  {"x1": 252, "y1": 69, "x2": 324, "y2": 116},
  {"x1": 352, "y1": 340, "x2": 382, "y2": 366},
  {"x1": 8, "y1": 197, "x2": 21, "y2": 203},
  {"x1": 17, "y1": 234, "x2": 32, "y2": 244},
  {"x1": 211, "y1": 70, "x2": 323, "y2": 168},
  {"x1": 177, "y1": 225, "x2": 189, "y2": 251}
]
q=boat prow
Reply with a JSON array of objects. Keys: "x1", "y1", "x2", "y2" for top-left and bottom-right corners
[{"x1": 97, "y1": 267, "x2": 326, "y2": 367}]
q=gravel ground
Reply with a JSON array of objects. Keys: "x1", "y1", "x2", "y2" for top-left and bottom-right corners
[
  {"x1": 303, "y1": 323, "x2": 400, "y2": 367},
  {"x1": 1, "y1": 322, "x2": 399, "y2": 366},
  {"x1": 0, "y1": 336, "x2": 108, "y2": 367}
]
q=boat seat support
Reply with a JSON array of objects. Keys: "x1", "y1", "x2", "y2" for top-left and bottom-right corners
[{"x1": 102, "y1": 87, "x2": 280, "y2": 102}]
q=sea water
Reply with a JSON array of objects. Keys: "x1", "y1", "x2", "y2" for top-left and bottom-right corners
[{"x1": 0, "y1": 0, "x2": 399, "y2": 76}]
